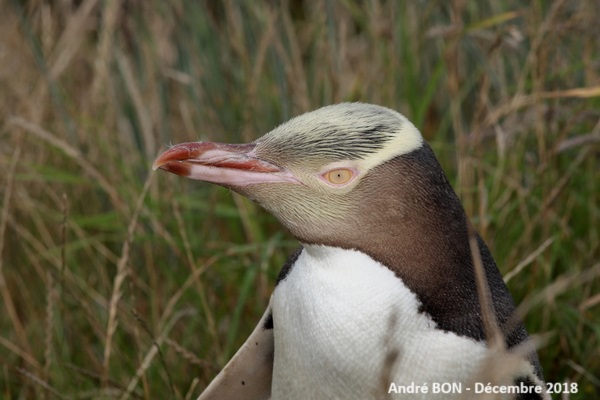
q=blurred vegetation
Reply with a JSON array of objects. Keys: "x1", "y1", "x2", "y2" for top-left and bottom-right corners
[{"x1": 1, "y1": 0, "x2": 599, "y2": 399}]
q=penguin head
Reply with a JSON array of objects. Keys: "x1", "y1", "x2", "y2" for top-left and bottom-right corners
[{"x1": 154, "y1": 103, "x2": 441, "y2": 245}]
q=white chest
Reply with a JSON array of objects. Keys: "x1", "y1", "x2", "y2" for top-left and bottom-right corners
[{"x1": 271, "y1": 245, "x2": 488, "y2": 399}]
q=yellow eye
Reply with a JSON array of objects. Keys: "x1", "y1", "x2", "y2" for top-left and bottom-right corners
[{"x1": 324, "y1": 168, "x2": 353, "y2": 185}]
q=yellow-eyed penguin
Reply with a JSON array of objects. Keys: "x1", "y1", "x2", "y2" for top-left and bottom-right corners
[{"x1": 153, "y1": 103, "x2": 547, "y2": 400}]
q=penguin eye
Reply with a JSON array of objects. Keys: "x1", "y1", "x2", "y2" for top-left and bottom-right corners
[{"x1": 323, "y1": 168, "x2": 354, "y2": 185}]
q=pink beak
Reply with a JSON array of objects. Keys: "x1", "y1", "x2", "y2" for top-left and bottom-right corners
[{"x1": 153, "y1": 142, "x2": 300, "y2": 187}]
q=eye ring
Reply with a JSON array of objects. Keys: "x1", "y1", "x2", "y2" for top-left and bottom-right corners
[{"x1": 322, "y1": 168, "x2": 355, "y2": 186}]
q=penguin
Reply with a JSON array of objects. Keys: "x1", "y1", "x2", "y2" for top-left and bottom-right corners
[{"x1": 153, "y1": 103, "x2": 547, "y2": 400}]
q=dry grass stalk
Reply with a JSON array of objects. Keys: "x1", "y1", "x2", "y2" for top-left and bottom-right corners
[
  {"x1": 119, "y1": 308, "x2": 194, "y2": 400},
  {"x1": 0, "y1": 129, "x2": 35, "y2": 364},
  {"x1": 102, "y1": 173, "x2": 153, "y2": 387},
  {"x1": 171, "y1": 198, "x2": 220, "y2": 352},
  {"x1": 90, "y1": 0, "x2": 120, "y2": 101},
  {"x1": 16, "y1": 367, "x2": 68, "y2": 400},
  {"x1": 9, "y1": 117, "x2": 128, "y2": 215}
]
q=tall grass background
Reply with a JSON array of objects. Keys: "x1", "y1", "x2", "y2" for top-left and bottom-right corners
[{"x1": 1, "y1": 1, "x2": 599, "y2": 398}]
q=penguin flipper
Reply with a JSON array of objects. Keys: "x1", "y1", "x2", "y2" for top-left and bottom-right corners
[{"x1": 197, "y1": 300, "x2": 274, "y2": 400}]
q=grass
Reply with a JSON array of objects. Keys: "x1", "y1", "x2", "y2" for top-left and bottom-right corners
[{"x1": 1, "y1": 0, "x2": 599, "y2": 398}]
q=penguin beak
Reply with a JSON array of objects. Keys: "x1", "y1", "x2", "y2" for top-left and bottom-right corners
[{"x1": 153, "y1": 141, "x2": 300, "y2": 187}]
